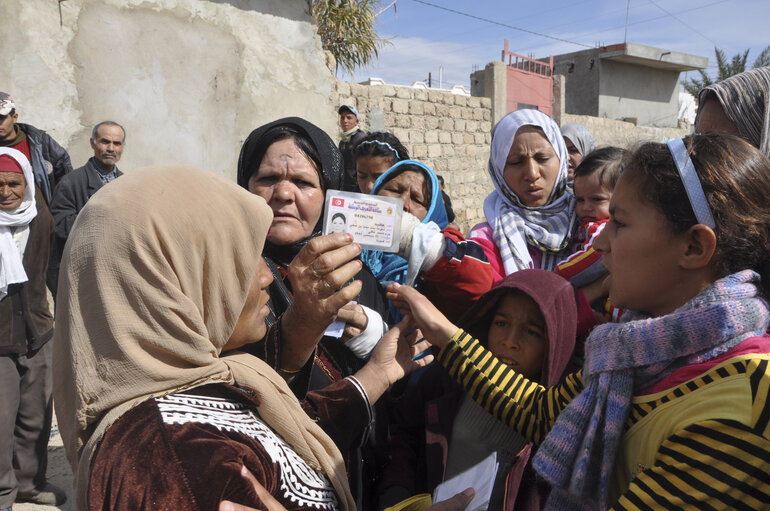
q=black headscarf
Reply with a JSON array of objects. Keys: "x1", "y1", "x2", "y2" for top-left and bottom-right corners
[{"x1": 237, "y1": 117, "x2": 343, "y2": 268}]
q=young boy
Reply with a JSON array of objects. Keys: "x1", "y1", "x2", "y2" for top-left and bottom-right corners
[{"x1": 555, "y1": 147, "x2": 625, "y2": 320}]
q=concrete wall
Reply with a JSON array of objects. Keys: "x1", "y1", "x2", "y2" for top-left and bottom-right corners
[
  {"x1": 1, "y1": 0, "x2": 336, "y2": 179},
  {"x1": 552, "y1": 49, "x2": 601, "y2": 117},
  {"x1": 334, "y1": 82, "x2": 494, "y2": 233},
  {"x1": 598, "y1": 60, "x2": 680, "y2": 127},
  {"x1": 471, "y1": 61, "x2": 507, "y2": 126}
]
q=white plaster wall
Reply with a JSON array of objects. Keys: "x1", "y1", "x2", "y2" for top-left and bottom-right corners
[{"x1": 1, "y1": 0, "x2": 338, "y2": 179}]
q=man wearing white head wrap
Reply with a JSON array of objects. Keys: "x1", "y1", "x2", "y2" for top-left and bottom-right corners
[
  {"x1": 0, "y1": 147, "x2": 65, "y2": 509},
  {"x1": 469, "y1": 110, "x2": 577, "y2": 281}
]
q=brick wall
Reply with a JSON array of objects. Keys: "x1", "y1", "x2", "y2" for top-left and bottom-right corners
[{"x1": 334, "y1": 81, "x2": 494, "y2": 233}]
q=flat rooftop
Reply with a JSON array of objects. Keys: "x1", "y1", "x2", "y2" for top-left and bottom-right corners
[{"x1": 598, "y1": 42, "x2": 707, "y2": 71}]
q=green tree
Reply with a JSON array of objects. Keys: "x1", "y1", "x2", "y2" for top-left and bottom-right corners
[
  {"x1": 313, "y1": 0, "x2": 390, "y2": 74},
  {"x1": 684, "y1": 45, "x2": 770, "y2": 100}
]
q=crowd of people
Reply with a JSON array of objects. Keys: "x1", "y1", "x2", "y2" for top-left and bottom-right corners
[{"x1": 0, "y1": 65, "x2": 769, "y2": 511}]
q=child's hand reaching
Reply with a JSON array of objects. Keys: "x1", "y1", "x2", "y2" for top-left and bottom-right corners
[{"x1": 386, "y1": 283, "x2": 460, "y2": 349}]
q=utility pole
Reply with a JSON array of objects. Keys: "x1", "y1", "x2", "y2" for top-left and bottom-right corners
[{"x1": 624, "y1": 0, "x2": 631, "y2": 43}]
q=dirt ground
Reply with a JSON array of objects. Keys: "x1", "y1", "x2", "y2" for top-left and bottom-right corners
[{"x1": 15, "y1": 414, "x2": 76, "y2": 511}]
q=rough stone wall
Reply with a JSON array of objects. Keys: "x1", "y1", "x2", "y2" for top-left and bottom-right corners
[
  {"x1": 562, "y1": 113, "x2": 691, "y2": 149},
  {"x1": 333, "y1": 81, "x2": 494, "y2": 233},
  {"x1": 2, "y1": 0, "x2": 336, "y2": 179}
]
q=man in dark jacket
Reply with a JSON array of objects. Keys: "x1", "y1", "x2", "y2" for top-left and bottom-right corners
[
  {"x1": 49, "y1": 121, "x2": 125, "y2": 299},
  {"x1": 0, "y1": 92, "x2": 72, "y2": 206},
  {"x1": 337, "y1": 105, "x2": 367, "y2": 192},
  {"x1": 0, "y1": 149, "x2": 66, "y2": 508}
]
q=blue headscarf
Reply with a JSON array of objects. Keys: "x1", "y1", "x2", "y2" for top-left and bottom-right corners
[{"x1": 361, "y1": 159, "x2": 448, "y2": 288}]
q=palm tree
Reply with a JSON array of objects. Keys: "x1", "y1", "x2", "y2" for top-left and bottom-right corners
[
  {"x1": 684, "y1": 45, "x2": 770, "y2": 100},
  {"x1": 313, "y1": 0, "x2": 390, "y2": 75}
]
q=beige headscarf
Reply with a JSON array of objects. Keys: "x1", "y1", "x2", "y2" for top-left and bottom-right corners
[{"x1": 52, "y1": 166, "x2": 354, "y2": 510}]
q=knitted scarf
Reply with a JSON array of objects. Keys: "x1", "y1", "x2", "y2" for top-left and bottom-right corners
[{"x1": 533, "y1": 270, "x2": 770, "y2": 511}]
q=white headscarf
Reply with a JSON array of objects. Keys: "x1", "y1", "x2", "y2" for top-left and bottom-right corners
[
  {"x1": 483, "y1": 109, "x2": 576, "y2": 274},
  {"x1": 0, "y1": 147, "x2": 37, "y2": 299},
  {"x1": 561, "y1": 123, "x2": 596, "y2": 157}
]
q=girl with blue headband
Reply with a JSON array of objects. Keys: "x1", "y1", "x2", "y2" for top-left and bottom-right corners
[{"x1": 390, "y1": 134, "x2": 770, "y2": 510}]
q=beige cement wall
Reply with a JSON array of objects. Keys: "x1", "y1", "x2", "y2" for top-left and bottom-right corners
[
  {"x1": 333, "y1": 81, "x2": 494, "y2": 233},
  {"x1": 561, "y1": 113, "x2": 691, "y2": 148},
  {"x1": 1, "y1": 0, "x2": 336, "y2": 179}
]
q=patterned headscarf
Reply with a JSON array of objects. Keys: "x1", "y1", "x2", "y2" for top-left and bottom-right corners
[
  {"x1": 483, "y1": 109, "x2": 576, "y2": 274},
  {"x1": 696, "y1": 66, "x2": 770, "y2": 157}
]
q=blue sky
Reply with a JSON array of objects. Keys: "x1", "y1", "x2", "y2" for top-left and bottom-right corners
[{"x1": 337, "y1": 0, "x2": 769, "y2": 89}]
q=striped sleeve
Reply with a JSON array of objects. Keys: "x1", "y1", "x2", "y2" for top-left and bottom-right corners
[
  {"x1": 437, "y1": 330, "x2": 583, "y2": 445},
  {"x1": 613, "y1": 419, "x2": 770, "y2": 510},
  {"x1": 555, "y1": 221, "x2": 606, "y2": 287}
]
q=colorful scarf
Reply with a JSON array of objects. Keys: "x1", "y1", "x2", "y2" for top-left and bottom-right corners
[
  {"x1": 483, "y1": 109, "x2": 576, "y2": 274},
  {"x1": 361, "y1": 159, "x2": 448, "y2": 284},
  {"x1": 533, "y1": 270, "x2": 770, "y2": 510},
  {"x1": 361, "y1": 160, "x2": 448, "y2": 321}
]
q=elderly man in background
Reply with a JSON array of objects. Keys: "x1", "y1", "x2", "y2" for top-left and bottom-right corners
[
  {"x1": 0, "y1": 92, "x2": 72, "y2": 206},
  {"x1": 338, "y1": 104, "x2": 367, "y2": 192},
  {"x1": 48, "y1": 121, "x2": 125, "y2": 301},
  {"x1": 0, "y1": 148, "x2": 66, "y2": 509}
]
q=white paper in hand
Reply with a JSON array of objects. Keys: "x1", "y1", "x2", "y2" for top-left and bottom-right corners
[
  {"x1": 432, "y1": 452, "x2": 498, "y2": 511},
  {"x1": 324, "y1": 319, "x2": 345, "y2": 338}
]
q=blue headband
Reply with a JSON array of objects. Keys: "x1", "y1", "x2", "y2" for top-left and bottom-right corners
[
  {"x1": 358, "y1": 140, "x2": 400, "y2": 160},
  {"x1": 666, "y1": 138, "x2": 716, "y2": 229}
]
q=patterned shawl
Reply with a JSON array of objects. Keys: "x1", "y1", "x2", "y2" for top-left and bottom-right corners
[
  {"x1": 697, "y1": 66, "x2": 770, "y2": 157},
  {"x1": 483, "y1": 109, "x2": 576, "y2": 274}
]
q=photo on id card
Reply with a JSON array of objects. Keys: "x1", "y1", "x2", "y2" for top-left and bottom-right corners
[{"x1": 323, "y1": 190, "x2": 402, "y2": 252}]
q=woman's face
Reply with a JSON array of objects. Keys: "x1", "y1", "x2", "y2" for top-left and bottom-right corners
[
  {"x1": 563, "y1": 136, "x2": 583, "y2": 181},
  {"x1": 356, "y1": 155, "x2": 393, "y2": 194},
  {"x1": 223, "y1": 258, "x2": 274, "y2": 352},
  {"x1": 0, "y1": 171, "x2": 25, "y2": 211},
  {"x1": 695, "y1": 98, "x2": 741, "y2": 136},
  {"x1": 486, "y1": 292, "x2": 547, "y2": 382},
  {"x1": 248, "y1": 137, "x2": 324, "y2": 246},
  {"x1": 377, "y1": 170, "x2": 429, "y2": 220},
  {"x1": 593, "y1": 172, "x2": 690, "y2": 317},
  {"x1": 504, "y1": 126, "x2": 561, "y2": 207}
]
